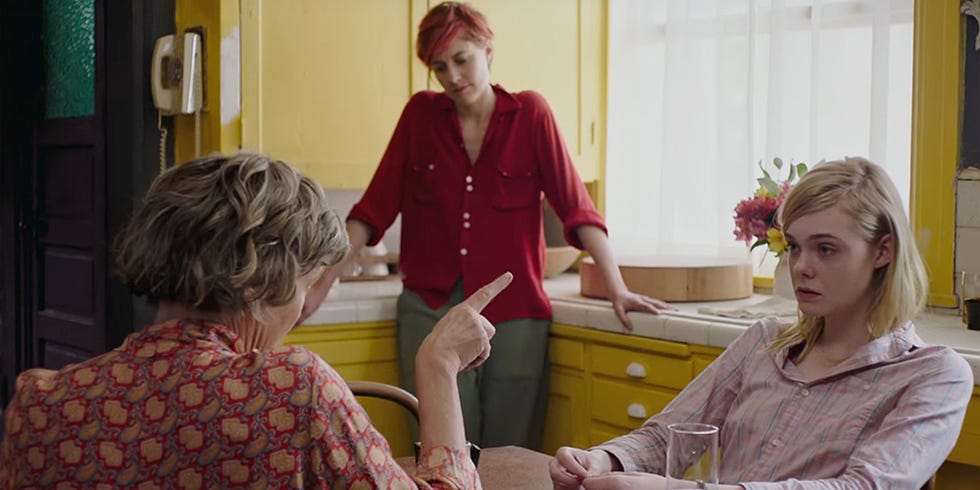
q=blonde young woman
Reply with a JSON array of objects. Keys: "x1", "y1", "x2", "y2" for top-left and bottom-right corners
[
  {"x1": 550, "y1": 157, "x2": 973, "y2": 490},
  {"x1": 1, "y1": 153, "x2": 508, "y2": 488}
]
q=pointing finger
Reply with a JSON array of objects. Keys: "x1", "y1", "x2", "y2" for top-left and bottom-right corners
[{"x1": 462, "y1": 272, "x2": 513, "y2": 313}]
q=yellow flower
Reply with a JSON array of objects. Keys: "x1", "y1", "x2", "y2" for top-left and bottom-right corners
[{"x1": 767, "y1": 227, "x2": 787, "y2": 256}]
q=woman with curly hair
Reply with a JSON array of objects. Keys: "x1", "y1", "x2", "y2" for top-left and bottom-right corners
[{"x1": 1, "y1": 152, "x2": 506, "y2": 488}]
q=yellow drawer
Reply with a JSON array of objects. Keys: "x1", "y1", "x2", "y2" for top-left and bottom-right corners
[
  {"x1": 960, "y1": 393, "x2": 980, "y2": 436},
  {"x1": 550, "y1": 337, "x2": 586, "y2": 370},
  {"x1": 591, "y1": 377, "x2": 678, "y2": 430},
  {"x1": 590, "y1": 426, "x2": 626, "y2": 447},
  {"x1": 591, "y1": 344, "x2": 692, "y2": 390},
  {"x1": 949, "y1": 431, "x2": 980, "y2": 467}
]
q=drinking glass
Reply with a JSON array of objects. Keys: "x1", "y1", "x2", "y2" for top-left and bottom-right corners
[{"x1": 665, "y1": 423, "x2": 719, "y2": 489}]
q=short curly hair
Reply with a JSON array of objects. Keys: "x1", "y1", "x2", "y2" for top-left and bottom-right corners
[{"x1": 115, "y1": 152, "x2": 349, "y2": 314}]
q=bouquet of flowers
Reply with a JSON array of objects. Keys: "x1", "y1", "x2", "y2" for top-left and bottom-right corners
[{"x1": 733, "y1": 157, "x2": 808, "y2": 257}]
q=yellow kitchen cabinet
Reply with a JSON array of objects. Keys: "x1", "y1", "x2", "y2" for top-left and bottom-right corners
[
  {"x1": 237, "y1": 0, "x2": 606, "y2": 189},
  {"x1": 692, "y1": 344, "x2": 725, "y2": 377},
  {"x1": 282, "y1": 321, "x2": 414, "y2": 457},
  {"x1": 240, "y1": 0, "x2": 412, "y2": 188},
  {"x1": 942, "y1": 387, "x2": 980, "y2": 487},
  {"x1": 542, "y1": 336, "x2": 590, "y2": 455},
  {"x1": 545, "y1": 324, "x2": 702, "y2": 450},
  {"x1": 460, "y1": 0, "x2": 606, "y2": 183}
]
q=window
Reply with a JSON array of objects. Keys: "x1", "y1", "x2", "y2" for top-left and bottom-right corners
[{"x1": 605, "y1": 0, "x2": 914, "y2": 276}]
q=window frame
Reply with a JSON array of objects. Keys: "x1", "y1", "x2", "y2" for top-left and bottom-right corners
[{"x1": 910, "y1": 0, "x2": 960, "y2": 308}]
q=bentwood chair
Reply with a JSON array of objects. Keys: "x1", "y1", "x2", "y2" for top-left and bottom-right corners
[
  {"x1": 346, "y1": 380, "x2": 420, "y2": 423},
  {"x1": 346, "y1": 380, "x2": 480, "y2": 465}
]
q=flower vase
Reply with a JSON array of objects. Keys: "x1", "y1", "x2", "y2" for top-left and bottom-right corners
[{"x1": 773, "y1": 254, "x2": 794, "y2": 300}]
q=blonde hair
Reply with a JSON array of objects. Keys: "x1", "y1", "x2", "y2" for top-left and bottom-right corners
[
  {"x1": 115, "y1": 152, "x2": 349, "y2": 315},
  {"x1": 768, "y1": 157, "x2": 928, "y2": 357}
]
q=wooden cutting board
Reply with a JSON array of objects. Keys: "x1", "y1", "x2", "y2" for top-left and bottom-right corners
[{"x1": 580, "y1": 256, "x2": 753, "y2": 302}]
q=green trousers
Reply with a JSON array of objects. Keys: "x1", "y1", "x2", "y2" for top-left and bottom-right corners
[{"x1": 396, "y1": 281, "x2": 550, "y2": 450}]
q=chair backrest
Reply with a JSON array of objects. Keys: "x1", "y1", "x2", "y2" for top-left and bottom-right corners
[{"x1": 346, "y1": 380, "x2": 419, "y2": 423}]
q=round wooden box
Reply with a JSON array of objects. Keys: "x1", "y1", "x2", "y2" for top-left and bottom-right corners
[{"x1": 579, "y1": 256, "x2": 753, "y2": 302}]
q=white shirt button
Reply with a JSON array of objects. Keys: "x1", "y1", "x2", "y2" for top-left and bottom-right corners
[
  {"x1": 460, "y1": 248, "x2": 468, "y2": 256},
  {"x1": 463, "y1": 212, "x2": 470, "y2": 219},
  {"x1": 465, "y1": 175, "x2": 473, "y2": 183},
  {"x1": 466, "y1": 185, "x2": 473, "y2": 192},
  {"x1": 800, "y1": 388, "x2": 810, "y2": 397},
  {"x1": 428, "y1": 164, "x2": 435, "y2": 170},
  {"x1": 771, "y1": 439, "x2": 782, "y2": 447},
  {"x1": 463, "y1": 222, "x2": 471, "y2": 229},
  {"x1": 864, "y1": 383, "x2": 872, "y2": 390}
]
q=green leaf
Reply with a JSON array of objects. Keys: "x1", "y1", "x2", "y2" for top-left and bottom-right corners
[
  {"x1": 788, "y1": 164, "x2": 796, "y2": 183},
  {"x1": 750, "y1": 240, "x2": 770, "y2": 251},
  {"x1": 758, "y1": 161, "x2": 775, "y2": 186},
  {"x1": 796, "y1": 163, "x2": 808, "y2": 178},
  {"x1": 773, "y1": 157, "x2": 784, "y2": 170},
  {"x1": 759, "y1": 178, "x2": 780, "y2": 196}
]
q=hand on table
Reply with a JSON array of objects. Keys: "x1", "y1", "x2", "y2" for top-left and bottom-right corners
[
  {"x1": 610, "y1": 290, "x2": 675, "y2": 331},
  {"x1": 550, "y1": 446, "x2": 618, "y2": 489}
]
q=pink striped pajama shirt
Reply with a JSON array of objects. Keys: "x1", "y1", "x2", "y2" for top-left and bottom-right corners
[{"x1": 595, "y1": 318, "x2": 973, "y2": 489}]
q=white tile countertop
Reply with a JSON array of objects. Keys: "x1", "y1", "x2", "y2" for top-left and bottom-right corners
[{"x1": 301, "y1": 273, "x2": 980, "y2": 384}]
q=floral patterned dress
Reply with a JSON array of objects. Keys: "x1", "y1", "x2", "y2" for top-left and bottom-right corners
[{"x1": 0, "y1": 319, "x2": 479, "y2": 489}]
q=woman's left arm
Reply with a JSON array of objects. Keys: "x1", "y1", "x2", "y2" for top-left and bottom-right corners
[
  {"x1": 577, "y1": 225, "x2": 673, "y2": 330},
  {"x1": 523, "y1": 91, "x2": 673, "y2": 330}
]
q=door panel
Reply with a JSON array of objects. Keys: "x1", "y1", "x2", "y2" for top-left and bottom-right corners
[
  {"x1": 30, "y1": 0, "x2": 106, "y2": 370},
  {"x1": 1, "y1": 0, "x2": 175, "y2": 428}
]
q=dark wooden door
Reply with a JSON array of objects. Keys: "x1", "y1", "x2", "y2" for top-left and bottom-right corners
[
  {"x1": 1, "y1": 0, "x2": 174, "y2": 416},
  {"x1": 30, "y1": 0, "x2": 109, "y2": 368}
]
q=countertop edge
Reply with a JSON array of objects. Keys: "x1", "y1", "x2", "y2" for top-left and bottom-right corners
[{"x1": 300, "y1": 274, "x2": 980, "y2": 384}]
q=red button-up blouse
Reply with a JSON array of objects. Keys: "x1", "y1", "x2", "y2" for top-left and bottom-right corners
[{"x1": 349, "y1": 85, "x2": 605, "y2": 323}]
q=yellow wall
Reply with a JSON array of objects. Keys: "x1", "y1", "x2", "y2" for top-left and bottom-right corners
[{"x1": 174, "y1": 0, "x2": 242, "y2": 161}]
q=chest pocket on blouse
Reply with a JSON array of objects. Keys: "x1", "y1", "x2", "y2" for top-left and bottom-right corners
[
  {"x1": 806, "y1": 394, "x2": 875, "y2": 449},
  {"x1": 491, "y1": 159, "x2": 541, "y2": 210},
  {"x1": 409, "y1": 160, "x2": 441, "y2": 203}
]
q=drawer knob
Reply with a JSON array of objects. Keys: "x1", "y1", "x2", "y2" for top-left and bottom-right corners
[
  {"x1": 626, "y1": 362, "x2": 647, "y2": 379},
  {"x1": 627, "y1": 403, "x2": 647, "y2": 419}
]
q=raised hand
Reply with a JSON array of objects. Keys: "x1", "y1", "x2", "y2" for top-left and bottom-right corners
[{"x1": 417, "y1": 272, "x2": 513, "y2": 372}]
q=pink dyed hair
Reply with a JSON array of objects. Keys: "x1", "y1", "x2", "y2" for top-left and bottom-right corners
[{"x1": 416, "y1": 2, "x2": 494, "y2": 66}]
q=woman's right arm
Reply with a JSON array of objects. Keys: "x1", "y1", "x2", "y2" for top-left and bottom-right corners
[
  {"x1": 413, "y1": 273, "x2": 512, "y2": 468},
  {"x1": 306, "y1": 273, "x2": 512, "y2": 489}
]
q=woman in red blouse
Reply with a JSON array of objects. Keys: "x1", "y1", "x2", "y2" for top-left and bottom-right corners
[
  {"x1": 0, "y1": 152, "x2": 506, "y2": 488},
  {"x1": 307, "y1": 1, "x2": 673, "y2": 450}
]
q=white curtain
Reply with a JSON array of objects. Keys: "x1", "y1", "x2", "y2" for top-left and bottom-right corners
[{"x1": 605, "y1": 0, "x2": 913, "y2": 274}]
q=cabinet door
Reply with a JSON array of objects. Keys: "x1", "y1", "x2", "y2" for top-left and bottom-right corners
[
  {"x1": 240, "y1": 0, "x2": 412, "y2": 188},
  {"x1": 461, "y1": 0, "x2": 604, "y2": 182},
  {"x1": 542, "y1": 369, "x2": 588, "y2": 455}
]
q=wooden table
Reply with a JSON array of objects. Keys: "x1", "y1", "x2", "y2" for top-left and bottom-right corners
[{"x1": 397, "y1": 445, "x2": 553, "y2": 489}]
